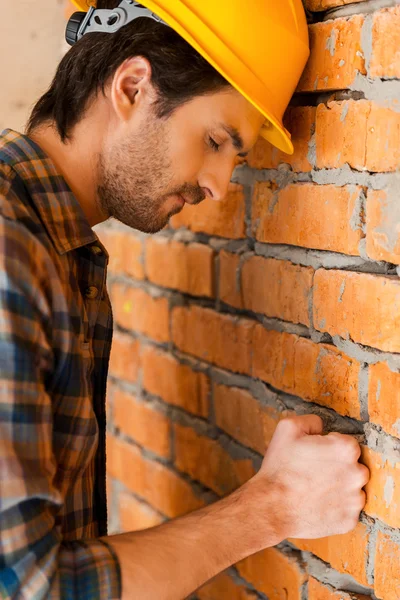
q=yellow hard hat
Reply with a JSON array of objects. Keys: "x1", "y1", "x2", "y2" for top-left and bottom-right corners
[{"x1": 70, "y1": 0, "x2": 310, "y2": 155}]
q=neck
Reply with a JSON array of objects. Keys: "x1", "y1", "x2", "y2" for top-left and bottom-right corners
[{"x1": 28, "y1": 113, "x2": 109, "y2": 228}]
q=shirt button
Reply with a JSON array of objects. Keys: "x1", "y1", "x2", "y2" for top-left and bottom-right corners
[
  {"x1": 85, "y1": 286, "x2": 99, "y2": 299},
  {"x1": 90, "y1": 245, "x2": 103, "y2": 256}
]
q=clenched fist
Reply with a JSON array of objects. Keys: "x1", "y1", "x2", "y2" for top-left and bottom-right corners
[{"x1": 251, "y1": 414, "x2": 370, "y2": 541}]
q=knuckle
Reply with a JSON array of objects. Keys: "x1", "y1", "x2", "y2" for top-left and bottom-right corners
[
  {"x1": 358, "y1": 464, "x2": 370, "y2": 487},
  {"x1": 342, "y1": 437, "x2": 361, "y2": 461}
]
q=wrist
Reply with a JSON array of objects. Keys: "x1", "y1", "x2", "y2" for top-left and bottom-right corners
[{"x1": 232, "y1": 475, "x2": 286, "y2": 554}]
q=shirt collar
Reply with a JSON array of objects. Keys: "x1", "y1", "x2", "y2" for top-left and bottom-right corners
[{"x1": 0, "y1": 128, "x2": 106, "y2": 256}]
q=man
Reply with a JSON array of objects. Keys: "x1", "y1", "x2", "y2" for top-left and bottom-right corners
[{"x1": 0, "y1": 1, "x2": 369, "y2": 598}]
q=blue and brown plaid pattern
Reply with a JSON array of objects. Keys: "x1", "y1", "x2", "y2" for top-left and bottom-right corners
[{"x1": 0, "y1": 129, "x2": 121, "y2": 599}]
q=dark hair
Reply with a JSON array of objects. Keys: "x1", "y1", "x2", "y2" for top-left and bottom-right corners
[{"x1": 26, "y1": 0, "x2": 230, "y2": 142}]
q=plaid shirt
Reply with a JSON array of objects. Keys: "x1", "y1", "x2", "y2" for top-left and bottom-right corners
[{"x1": 0, "y1": 130, "x2": 121, "y2": 599}]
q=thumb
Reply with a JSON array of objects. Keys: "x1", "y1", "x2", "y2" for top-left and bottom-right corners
[{"x1": 286, "y1": 414, "x2": 324, "y2": 438}]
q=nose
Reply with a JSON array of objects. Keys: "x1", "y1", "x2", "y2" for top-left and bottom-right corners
[{"x1": 199, "y1": 158, "x2": 235, "y2": 202}]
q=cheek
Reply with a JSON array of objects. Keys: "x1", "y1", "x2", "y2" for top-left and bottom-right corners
[{"x1": 168, "y1": 133, "x2": 204, "y2": 181}]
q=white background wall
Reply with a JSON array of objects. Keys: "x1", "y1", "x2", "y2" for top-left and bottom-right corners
[{"x1": 0, "y1": 0, "x2": 66, "y2": 132}]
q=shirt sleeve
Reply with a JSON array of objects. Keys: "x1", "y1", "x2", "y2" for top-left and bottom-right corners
[{"x1": 0, "y1": 214, "x2": 122, "y2": 600}]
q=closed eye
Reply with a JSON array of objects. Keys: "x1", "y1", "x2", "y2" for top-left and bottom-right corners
[{"x1": 209, "y1": 137, "x2": 220, "y2": 152}]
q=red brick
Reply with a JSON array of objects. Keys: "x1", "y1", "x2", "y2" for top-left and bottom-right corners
[
  {"x1": 369, "y1": 363, "x2": 400, "y2": 438},
  {"x1": 219, "y1": 251, "x2": 243, "y2": 309},
  {"x1": 289, "y1": 522, "x2": 371, "y2": 588},
  {"x1": 236, "y1": 547, "x2": 306, "y2": 600},
  {"x1": 107, "y1": 433, "x2": 204, "y2": 518},
  {"x1": 108, "y1": 331, "x2": 140, "y2": 383},
  {"x1": 361, "y1": 446, "x2": 400, "y2": 529},
  {"x1": 214, "y1": 383, "x2": 281, "y2": 454},
  {"x1": 172, "y1": 305, "x2": 254, "y2": 374},
  {"x1": 174, "y1": 423, "x2": 255, "y2": 496},
  {"x1": 374, "y1": 531, "x2": 400, "y2": 600},
  {"x1": 96, "y1": 227, "x2": 144, "y2": 279},
  {"x1": 370, "y1": 6, "x2": 400, "y2": 79},
  {"x1": 297, "y1": 16, "x2": 366, "y2": 93},
  {"x1": 252, "y1": 327, "x2": 361, "y2": 419},
  {"x1": 313, "y1": 270, "x2": 400, "y2": 353},
  {"x1": 220, "y1": 254, "x2": 313, "y2": 326},
  {"x1": 198, "y1": 573, "x2": 258, "y2": 600},
  {"x1": 170, "y1": 183, "x2": 246, "y2": 239},
  {"x1": 365, "y1": 105, "x2": 400, "y2": 172},
  {"x1": 304, "y1": 0, "x2": 364, "y2": 10},
  {"x1": 111, "y1": 284, "x2": 169, "y2": 343},
  {"x1": 366, "y1": 189, "x2": 400, "y2": 264},
  {"x1": 113, "y1": 388, "x2": 171, "y2": 458},
  {"x1": 145, "y1": 238, "x2": 215, "y2": 297},
  {"x1": 248, "y1": 106, "x2": 316, "y2": 172},
  {"x1": 118, "y1": 492, "x2": 164, "y2": 532},
  {"x1": 308, "y1": 577, "x2": 370, "y2": 600},
  {"x1": 315, "y1": 100, "x2": 369, "y2": 171},
  {"x1": 252, "y1": 183, "x2": 364, "y2": 256},
  {"x1": 142, "y1": 346, "x2": 210, "y2": 417}
]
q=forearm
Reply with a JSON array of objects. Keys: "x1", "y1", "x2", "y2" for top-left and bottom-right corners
[{"x1": 101, "y1": 477, "x2": 282, "y2": 600}]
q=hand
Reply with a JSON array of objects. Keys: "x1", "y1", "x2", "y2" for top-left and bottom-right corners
[{"x1": 253, "y1": 414, "x2": 370, "y2": 541}]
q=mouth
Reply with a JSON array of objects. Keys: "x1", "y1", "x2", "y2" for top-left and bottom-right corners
[{"x1": 178, "y1": 193, "x2": 192, "y2": 205}]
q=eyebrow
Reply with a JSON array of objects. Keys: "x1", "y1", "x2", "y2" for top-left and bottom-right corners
[{"x1": 219, "y1": 123, "x2": 249, "y2": 157}]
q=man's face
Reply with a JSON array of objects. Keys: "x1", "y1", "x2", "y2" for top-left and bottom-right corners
[{"x1": 96, "y1": 88, "x2": 265, "y2": 233}]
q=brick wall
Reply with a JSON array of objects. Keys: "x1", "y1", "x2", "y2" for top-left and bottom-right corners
[{"x1": 96, "y1": 0, "x2": 400, "y2": 598}]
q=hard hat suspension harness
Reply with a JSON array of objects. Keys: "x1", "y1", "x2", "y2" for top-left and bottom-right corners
[{"x1": 66, "y1": 0, "x2": 170, "y2": 46}]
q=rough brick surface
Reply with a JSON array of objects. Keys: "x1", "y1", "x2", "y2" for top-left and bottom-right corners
[
  {"x1": 145, "y1": 238, "x2": 215, "y2": 297},
  {"x1": 108, "y1": 331, "x2": 140, "y2": 383},
  {"x1": 289, "y1": 522, "x2": 371, "y2": 587},
  {"x1": 174, "y1": 424, "x2": 255, "y2": 495},
  {"x1": 197, "y1": 572, "x2": 258, "y2": 600},
  {"x1": 252, "y1": 327, "x2": 361, "y2": 419},
  {"x1": 366, "y1": 188, "x2": 400, "y2": 264},
  {"x1": 213, "y1": 383, "x2": 281, "y2": 454},
  {"x1": 111, "y1": 284, "x2": 169, "y2": 343},
  {"x1": 370, "y1": 6, "x2": 400, "y2": 79},
  {"x1": 314, "y1": 270, "x2": 400, "y2": 352},
  {"x1": 369, "y1": 362, "x2": 400, "y2": 438},
  {"x1": 315, "y1": 101, "x2": 400, "y2": 173},
  {"x1": 362, "y1": 446, "x2": 400, "y2": 529},
  {"x1": 308, "y1": 577, "x2": 370, "y2": 600},
  {"x1": 172, "y1": 306, "x2": 254, "y2": 374},
  {"x1": 297, "y1": 16, "x2": 366, "y2": 92},
  {"x1": 142, "y1": 346, "x2": 210, "y2": 417},
  {"x1": 113, "y1": 389, "x2": 171, "y2": 458},
  {"x1": 252, "y1": 183, "x2": 364, "y2": 256},
  {"x1": 107, "y1": 434, "x2": 204, "y2": 518},
  {"x1": 236, "y1": 547, "x2": 307, "y2": 600},
  {"x1": 315, "y1": 101, "x2": 370, "y2": 171},
  {"x1": 374, "y1": 531, "x2": 400, "y2": 600},
  {"x1": 219, "y1": 252, "x2": 313, "y2": 325}
]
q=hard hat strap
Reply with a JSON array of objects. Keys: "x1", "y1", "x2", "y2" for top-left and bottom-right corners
[{"x1": 75, "y1": 0, "x2": 170, "y2": 42}]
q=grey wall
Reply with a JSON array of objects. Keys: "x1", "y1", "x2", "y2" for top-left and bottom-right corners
[{"x1": 0, "y1": 0, "x2": 66, "y2": 132}]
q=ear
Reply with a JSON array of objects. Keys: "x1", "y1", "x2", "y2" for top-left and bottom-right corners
[{"x1": 109, "y1": 56, "x2": 154, "y2": 123}]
